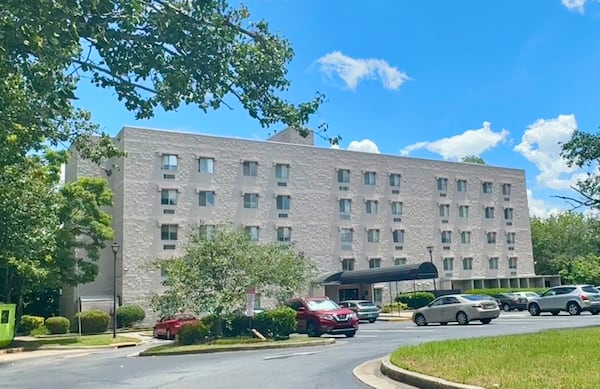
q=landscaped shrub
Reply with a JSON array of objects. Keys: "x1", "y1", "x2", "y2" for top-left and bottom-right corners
[
  {"x1": 116, "y1": 305, "x2": 145, "y2": 328},
  {"x1": 395, "y1": 292, "x2": 436, "y2": 309},
  {"x1": 30, "y1": 325, "x2": 49, "y2": 336},
  {"x1": 465, "y1": 288, "x2": 547, "y2": 296},
  {"x1": 45, "y1": 316, "x2": 70, "y2": 334},
  {"x1": 71, "y1": 310, "x2": 110, "y2": 334},
  {"x1": 226, "y1": 314, "x2": 252, "y2": 338},
  {"x1": 20, "y1": 315, "x2": 45, "y2": 335},
  {"x1": 380, "y1": 302, "x2": 408, "y2": 313},
  {"x1": 177, "y1": 321, "x2": 211, "y2": 345},
  {"x1": 253, "y1": 307, "x2": 296, "y2": 339}
]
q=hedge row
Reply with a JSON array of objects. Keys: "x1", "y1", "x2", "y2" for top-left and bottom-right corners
[
  {"x1": 395, "y1": 292, "x2": 436, "y2": 309},
  {"x1": 464, "y1": 288, "x2": 548, "y2": 295}
]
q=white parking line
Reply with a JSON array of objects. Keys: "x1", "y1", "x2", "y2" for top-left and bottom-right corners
[
  {"x1": 63, "y1": 353, "x2": 91, "y2": 359},
  {"x1": 263, "y1": 351, "x2": 321, "y2": 360}
]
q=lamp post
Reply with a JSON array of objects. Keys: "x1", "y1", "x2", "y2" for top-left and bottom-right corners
[
  {"x1": 426, "y1": 245, "x2": 437, "y2": 295},
  {"x1": 111, "y1": 242, "x2": 120, "y2": 338}
]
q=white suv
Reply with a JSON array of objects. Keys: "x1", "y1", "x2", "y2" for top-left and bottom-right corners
[{"x1": 527, "y1": 285, "x2": 600, "y2": 316}]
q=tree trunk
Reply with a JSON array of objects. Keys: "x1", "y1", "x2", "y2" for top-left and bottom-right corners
[{"x1": 14, "y1": 279, "x2": 24, "y2": 336}]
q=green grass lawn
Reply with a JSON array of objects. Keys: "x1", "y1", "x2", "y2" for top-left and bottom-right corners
[
  {"x1": 13, "y1": 335, "x2": 141, "y2": 349},
  {"x1": 390, "y1": 327, "x2": 600, "y2": 389}
]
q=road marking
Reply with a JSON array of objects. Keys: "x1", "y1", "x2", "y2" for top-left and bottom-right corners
[
  {"x1": 126, "y1": 351, "x2": 140, "y2": 358},
  {"x1": 263, "y1": 351, "x2": 321, "y2": 360},
  {"x1": 63, "y1": 353, "x2": 91, "y2": 359}
]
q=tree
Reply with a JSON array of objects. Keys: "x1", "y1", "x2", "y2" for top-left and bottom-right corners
[
  {"x1": 560, "y1": 129, "x2": 600, "y2": 209},
  {"x1": 461, "y1": 155, "x2": 485, "y2": 164},
  {"x1": 151, "y1": 224, "x2": 314, "y2": 337}
]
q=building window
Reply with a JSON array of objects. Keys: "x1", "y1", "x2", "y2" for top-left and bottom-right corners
[
  {"x1": 508, "y1": 257, "x2": 518, "y2": 269},
  {"x1": 463, "y1": 257, "x2": 473, "y2": 270},
  {"x1": 458, "y1": 205, "x2": 469, "y2": 218},
  {"x1": 489, "y1": 257, "x2": 499, "y2": 270},
  {"x1": 391, "y1": 201, "x2": 403, "y2": 216},
  {"x1": 392, "y1": 229, "x2": 405, "y2": 244},
  {"x1": 482, "y1": 182, "x2": 493, "y2": 194},
  {"x1": 339, "y1": 199, "x2": 352, "y2": 216},
  {"x1": 275, "y1": 164, "x2": 289, "y2": 179},
  {"x1": 441, "y1": 230, "x2": 452, "y2": 244},
  {"x1": 502, "y1": 183, "x2": 512, "y2": 196},
  {"x1": 161, "y1": 224, "x2": 178, "y2": 241},
  {"x1": 487, "y1": 231, "x2": 497, "y2": 244},
  {"x1": 437, "y1": 177, "x2": 448, "y2": 191},
  {"x1": 342, "y1": 258, "x2": 355, "y2": 271},
  {"x1": 245, "y1": 226, "x2": 260, "y2": 241},
  {"x1": 198, "y1": 191, "x2": 215, "y2": 207},
  {"x1": 504, "y1": 208, "x2": 514, "y2": 220},
  {"x1": 394, "y1": 257, "x2": 407, "y2": 266},
  {"x1": 243, "y1": 193, "x2": 259, "y2": 209},
  {"x1": 485, "y1": 206, "x2": 495, "y2": 219},
  {"x1": 461, "y1": 231, "x2": 471, "y2": 244},
  {"x1": 506, "y1": 232, "x2": 516, "y2": 244},
  {"x1": 243, "y1": 161, "x2": 258, "y2": 176},
  {"x1": 277, "y1": 227, "x2": 291, "y2": 242},
  {"x1": 340, "y1": 228, "x2": 353, "y2": 249},
  {"x1": 198, "y1": 157, "x2": 214, "y2": 174},
  {"x1": 161, "y1": 189, "x2": 178, "y2": 205},
  {"x1": 367, "y1": 229, "x2": 380, "y2": 243},
  {"x1": 439, "y1": 204, "x2": 450, "y2": 218},
  {"x1": 197, "y1": 224, "x2": 216, "y2": 238},
  {"x1": 365, "y1": 200, "x2": 378, "y2": 214},
  {"x1": 369, "y1": 258, "x2": 382, "y2": 269},
  {"x1": 364, "y1": 171, "x2": 376, "y2": 185},
  {"x1": 276, "y1": 195, "x2": 291, "y2": 210},
  {"x1": 162, "y1": 154, "x2": 178, "y2": 171},
  {"x1": 338, "y1": 169, "x2": 350, "y2": 184},
  {"x1": 389, "y1": 174, "x2": 401, "y2": 188},
  {"x1": 443, "y1": 257, "x2": 454, "y2": 271},
  {"x1": 457, "y1": 179, "x2": 467, "y2": 192}
]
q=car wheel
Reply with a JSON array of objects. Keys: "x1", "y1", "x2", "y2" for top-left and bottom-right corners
[
  {"x1": 481, "y1": 318, "x2": 492, "y2": 324},
  {"x1": 456, "y1": 311, "x2": 469, "y2": 325},
  {"x1": 345, "y1": 331, "x2": 356, "y2": 338},
  {"x1": 551, "y1": 311, "x2": 560, "y2": 316},
  {"x1": 528, "y1": 303, "x2": 541, "y2": 316},
  {"x1": 166, "y1": 329, "x2": 172, "y2": 340},
  {"x1": 307, "y1": 321, "x2": 320, "y2": 337},
  {"x1": 368, "y1": 319, "x2": 376, "y2": 323},
  {"x1": 592, "y1": 310, "x2": 600, "y2": 315},
  {"x1": 440, "y1": 322, "x2": 448, "y2": 326},
  {"x1": 502, "y1": 303, "x2": 511, "y2": 312},
  {"x1": 414, "y1": 314, "x2": 428, "y2": 327},
  {"x1": 567, "y1": 302, "x2": 582, "y2": 316}
]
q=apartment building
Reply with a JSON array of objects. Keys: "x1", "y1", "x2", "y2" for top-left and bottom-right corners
[{"x1": 61, "y1": 126, "x2": 558, "y2": 319}]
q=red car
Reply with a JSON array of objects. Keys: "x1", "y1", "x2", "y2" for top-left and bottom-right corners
[
  {"x1": 286, "y1": 297, "x2": 359, "y2": 338},
  {"x1": 153, "y1": 314, "x2": 198, "y2": 340}
]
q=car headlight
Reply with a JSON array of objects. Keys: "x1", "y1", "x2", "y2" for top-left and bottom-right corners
[
  {"x1": 349, "y1": 312, "x2": 357, "y2": 319},
  {"x1": 318, "y1": 314, "x2": 334, "y2": 320}
]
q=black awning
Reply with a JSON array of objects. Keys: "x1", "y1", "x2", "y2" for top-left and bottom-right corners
[{"x1": 316, "y1": 262, "x2": 438, "y2": 285}]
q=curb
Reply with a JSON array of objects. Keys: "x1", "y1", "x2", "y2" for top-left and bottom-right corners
[
  {"x1": 34, "y1": 342, "x2": 142, "y2": 350},
  {"x1": 380, "y1": 355, "x2": 484, "y2": 389},
  {"x1": 139, "y1": 338, "x2": 335, "y2": 357},
  {"x1": 377, "y1": 317, "x2": 411, "y2": 322},
  {"x1": 0, "y1": 347, "x2": 24, "y2": 355}
]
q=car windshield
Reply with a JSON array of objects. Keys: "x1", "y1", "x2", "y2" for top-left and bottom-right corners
[
  {"x1": 525, "y1": 292, "x2": 539, "y2": 297},
  {"x1": 582, "y1": 286, "x2": 600, "y2": 294},
  {"x1": 307, "y1": 300, "x2": 340, "y2": 311},
  {"x1": 462, "y1": 295, "x2": 489, "y2": 301}
]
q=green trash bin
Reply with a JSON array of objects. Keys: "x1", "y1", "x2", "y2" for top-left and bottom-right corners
[{"x1": 0, "y1": 304, "x2": 16, "y2": 348}]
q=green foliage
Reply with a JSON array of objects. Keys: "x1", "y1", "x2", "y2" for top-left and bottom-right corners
[
  {"x1": 116, "y1": 305, "x2": 146, "y2": 328},
  {"x1": 30, "y1": 325, "x2": 49, "y2": 337},
  {"x1": 45, "y1": 316, "x2": 70, "y2": 334},
  {"x1": 19, "y1": 315, "x2": 45, "y2": 335},
  {"x1": 177, "y1": 322, "x2": 212, "y2": 345},
  {"x1": 557, "y1": 255, "x2": 600, "y2": 285},
  {"x1": 380, "y1": 303, "x2": 408, "y2": 313},
  {"x1": 151, "y1": 224, "x2": 314, "y2": 338},
  {"x1": 71, "y1": 310, "x2": 110, "y2": 334},
  {"x1": 464, "y1": 288, "x2": 548, "y2": 295},
  {"x1": 395, "y1": 292, "x2": 435, "y2": 309},
  {"x1": 461, "y1": 155, "x2": 486, "y2": 164},
  {"x1": 561, "y1": 129, "x2": 600, "y2": 209},
  {"x1": 253, "y1": 307, "x2": 296, "y2": 339}
]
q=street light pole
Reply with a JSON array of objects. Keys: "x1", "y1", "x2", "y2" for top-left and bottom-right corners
[
  {"x1": 426, "y1": 245, "x2": 437, "y2": 295},
  {"x1": 111, "y1": 242, "x2": 120, "y2": 339}
]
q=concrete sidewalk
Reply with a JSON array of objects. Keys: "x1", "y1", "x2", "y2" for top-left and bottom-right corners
[{"x1": 377, "y1": 311, "x2": 413, "y2": 322}]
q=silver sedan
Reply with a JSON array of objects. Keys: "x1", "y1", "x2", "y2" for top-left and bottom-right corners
[{"x1": 412, "y1": 294, "x2": 500, "y2": 326}]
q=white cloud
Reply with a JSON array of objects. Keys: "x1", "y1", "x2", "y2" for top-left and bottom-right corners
[
  {"x1": 514, "y1": 114, "x2": 580, "y2": 190},
  {"x1": 347, "y1": 139, "x2": 381, "y2": 153},
  {"x1": 316, "y1": 51, "x2": 409, "y2": 90},
  {"x1": 562, "y1": 0, "x2": 587, "y2": 13},
  {"x1": 527, "y1": 190, "x2": 563, "y2": 218},
  {"x1": 399, "y1": 122, "x2": 509, "y2": 160}
]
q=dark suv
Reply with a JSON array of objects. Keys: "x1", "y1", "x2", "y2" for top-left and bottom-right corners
[{"x1": 286, "y1": 297, "x2": 359, "y2": 337}]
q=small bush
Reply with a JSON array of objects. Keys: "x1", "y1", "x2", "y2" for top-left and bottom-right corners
[
  {"x1": 30, "y1": 325, "x2": 49, "y2": 336},
  {"x1": 116, "y1": 305, "x2": 145, "y2": 328},
  {"x1": 71, "y1": 310, "x2": 110, "y2": 334},
  {"x1": 380, "y1": 302, "x2": 408, "y2": 313},
  {"x1": 465, "y1": 288, "x2": 547, "y2": 296},
  {"x1": 227, "y1": 314, "x2": 252, "y2": 338},
  {"x1": 45, "y1": 316, "x2": 70, "y2": 334},
  {"x1": 20, "y1": 315, "x2": 45, "y2": 335},
  {"x1": 396, "y1": 292, "x2": 436, "y2": 309},
  {"x1": 253, "y1": 307, "x2": 296, "y2": 340},
  {"x1": 177, "y1": 321, "x2": 211, "y2": 345}
]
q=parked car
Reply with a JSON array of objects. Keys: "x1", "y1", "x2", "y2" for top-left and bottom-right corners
[
  {"x1": 412, "y1": 294, "x2": 500, "y2": 326},
  {"x1": 510, "y1": 291, "x2": 540, "y2": 307},
  {"x1": 527, "y1": 285, "x2": 600, "y2": 316},
  {"x1": 339, "y1": 300, "x2": 380, "y2": 323},
  {"x1": 490, "y1": 293, "x2": 525, "y2": 312},
  {"x1": 153, "y1": 313, "x2": 198, "y2": 340},
  {"x1": 286, "y1": 297, "x2": 359, "y2": 337}
]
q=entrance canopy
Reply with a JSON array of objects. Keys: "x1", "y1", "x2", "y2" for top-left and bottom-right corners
[{"x1": 315, "y1": 262, "x2": 438, "y2": 285}]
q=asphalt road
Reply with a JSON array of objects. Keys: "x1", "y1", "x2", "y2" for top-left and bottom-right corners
[{"x1": 2, "y1": 311, "x2": 600, "y2": 389}]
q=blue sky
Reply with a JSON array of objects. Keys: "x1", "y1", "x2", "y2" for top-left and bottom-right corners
[{"x1": 74, "y1": 0, "x2": 600, "y2": 217}]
